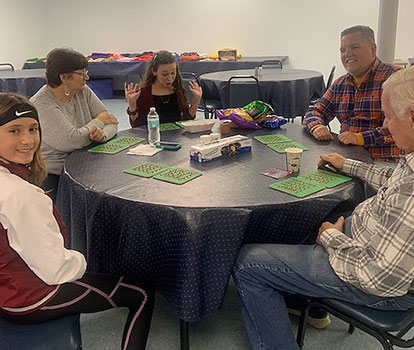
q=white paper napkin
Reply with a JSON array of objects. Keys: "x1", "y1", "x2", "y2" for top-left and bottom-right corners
[{"x1": 127, "y1": 144, "x2": 162, "y2": 156}]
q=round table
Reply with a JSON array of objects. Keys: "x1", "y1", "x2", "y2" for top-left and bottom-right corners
[
  {"x1": 0, "y1": 68, "x2": 46, "y2": 97},
  {"x1": 57, "y1": 124, "x2": 371, "y2": 322},
  {"x1": 200, "y1": 68, "x2": 324, "y2": 118}
]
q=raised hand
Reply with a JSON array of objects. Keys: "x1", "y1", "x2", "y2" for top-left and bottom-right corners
[
  {"x1": 188, "y1": 80, "x2": 202, "y2": 101},
  {"x1": 124, "y1": 83, "x2": 142, "y2": 109}
]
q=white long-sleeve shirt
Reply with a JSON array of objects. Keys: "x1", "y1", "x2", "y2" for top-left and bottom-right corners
[{"x1": 0, "y1": 166, "x2": 86, "y2": 286}]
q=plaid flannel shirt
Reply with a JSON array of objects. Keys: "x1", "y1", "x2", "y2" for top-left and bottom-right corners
[
  {"x1": 320, "y1": 153, "x2": 414, "y2": 297},
  {"x1": 303, "y1": 59, "x2": 401, "y2": 162}
]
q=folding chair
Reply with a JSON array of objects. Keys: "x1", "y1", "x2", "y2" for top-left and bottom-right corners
[
  {"x1": 0, "y1": 63, "x2": 15, "y2": 71},
  {"x1": 181, "y1": 71, "x2": 221, "y2": 119},
  {"x1": 296, "y1": 298, "x2": 414, "y2": 350},
  {"x1": 259, "y1": 59, "x2": 283, "y2": 69},
  {"x1": 227, "y1": 75, "x2": 260, "y2": 108}
]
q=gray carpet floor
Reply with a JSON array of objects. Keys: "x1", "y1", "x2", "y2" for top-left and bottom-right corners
[{"x1": 78, "y1": 98, "x2": 412, "y2": 349}]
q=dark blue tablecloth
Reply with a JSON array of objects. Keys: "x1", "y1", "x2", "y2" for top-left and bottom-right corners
[
  {"x1": 22, "y1": 56, "x2": 288, "y2": 77},
  {"x1": 57, "y1": 124, "x2": 371, "y2": 321},
  {"x1": 200, "y1": 68, "x2": 324, "y2": 118},
  {"x1": 0, "y1": 68, "x2": 46, "y2": 97}
]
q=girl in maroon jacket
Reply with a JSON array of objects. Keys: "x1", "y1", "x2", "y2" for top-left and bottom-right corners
[
  {"x1": 0, "y1": 93, "x2": 154, "y2": 350},
  {"x1": 125, "y1": 50, "x2": 202, "y2": 127}
]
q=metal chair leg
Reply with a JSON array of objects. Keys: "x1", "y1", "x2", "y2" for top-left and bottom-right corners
[
  {"x1": 296, "y1": 304, "x2": 310, "y2": 349},
  {"x1": 180, "y1": 320, "x2": 189, "y2": 350}
]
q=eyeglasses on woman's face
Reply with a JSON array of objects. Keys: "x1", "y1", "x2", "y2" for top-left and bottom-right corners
[{"x1": 72, "y1": 69, "x2": 89, "y2": 77}]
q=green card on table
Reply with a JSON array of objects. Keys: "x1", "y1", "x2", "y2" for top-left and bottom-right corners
[
  {"x1": 88, "y1": 136, "x2": 144, "y2": 154},
  {"x1": 297, "y1": 169, "x2": 352, "y2": 188},
  {"x1": 269, "y1": 177, "x2": 325, "y2": 198},
  {"x1": 160, "y1": 123, "x2": 181, "y2": 131},
  {"x1": 153, "y1": 167, "x2": 202, "y2": 185},
  {"x1": 124, "y1": 162, "x2": 203, "y2": 185},
  {"x1": 254, "y1": 134, "x2": 291, "y2": 144},
  {"x1": 267, "y1": 141, "x2": 309, "y2": 153},
  {"x1": 123, "y1": 162, "x2": 171, "y2": 178}
]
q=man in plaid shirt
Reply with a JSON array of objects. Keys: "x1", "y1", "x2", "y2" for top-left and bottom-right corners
[
  {"x1": 303, "y1": 25, "x2": 400, "y2": 162},
  {"x1": 233, "y1": 67, "x2": 414, "y2": 350}
]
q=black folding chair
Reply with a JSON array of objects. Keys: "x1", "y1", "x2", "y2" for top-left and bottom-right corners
[
  {"x1": 227, "y1": 75, "x2": 260, "y2": 108},
  {"x1": 181, "y1": 71, "x2": 221, "y2": 119},
  {"x1": 0, "y1": 63, "x2": 15, "y2": 71},
  {"x1": 297, "y1": 298, "x2": 414, "y2": 350},
  {"x1": 259, "y1": 59, "x2": 283, "y2": 69}
]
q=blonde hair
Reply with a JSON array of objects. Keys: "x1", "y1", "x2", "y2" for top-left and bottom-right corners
[
  {"x1": 0, "y1": 93, "x2": 47, "y2": 185},
  {"x1": 382, "y1": 66, "x2": 414, "y2": 119}
]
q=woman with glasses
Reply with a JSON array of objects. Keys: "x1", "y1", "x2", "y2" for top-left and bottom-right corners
[
  {"x1": 30, "y1": 48, "x2": 118, "y2": 201},
  {"x1": 125, "y1": 50, "x2": 202, "y2": 127}
]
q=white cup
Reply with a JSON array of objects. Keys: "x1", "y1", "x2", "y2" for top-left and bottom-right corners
[{"x1": 285, "y1": 147, "x2": 303, "y2": 172}]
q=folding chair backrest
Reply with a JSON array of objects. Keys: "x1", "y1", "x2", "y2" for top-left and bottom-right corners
[
  {"x1": 227, "y1": 75, "x2": 259, "y2": 108},
  {"x1": 0, "y1": 63, "x2": 15, "y2": 71},
  {"x1": 259, "y1": 59, "x2": 282, "y2": 69},
  {"x1": 325, "y1": 65, "x2": 336, "y2": 91},
  {"x1": 181, "y1": 71, "x2": 209, "y2": 116}
]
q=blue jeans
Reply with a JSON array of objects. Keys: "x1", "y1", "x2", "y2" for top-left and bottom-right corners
[{"x1": 232, "y1": 218, "x2": 414, "y2": 350}]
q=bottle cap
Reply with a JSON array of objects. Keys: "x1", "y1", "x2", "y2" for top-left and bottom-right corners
[{"x1": 150, "y1": 107, "x2": 156, "y2": 112}]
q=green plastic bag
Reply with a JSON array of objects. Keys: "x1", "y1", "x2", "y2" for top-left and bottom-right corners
[{"x1": 243, "y1": 101, "x2": 274, "y2": 120}]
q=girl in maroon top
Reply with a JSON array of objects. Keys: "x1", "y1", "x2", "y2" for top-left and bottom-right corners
[
  {"x1": 125, "y1": 50, "x2": 202, "y2": 127},
  {"x1": 0, "y1": 93, "x2": 154, "y2": 350}
]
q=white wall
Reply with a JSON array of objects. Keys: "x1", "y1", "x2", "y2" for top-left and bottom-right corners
[{"x1": 1, "y1": 0, "x2": 413, "y2": 80}]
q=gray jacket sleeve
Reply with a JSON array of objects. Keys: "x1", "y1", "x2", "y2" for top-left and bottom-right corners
[
  {"x1": 36, "y1": 103, "x2": 105, "y2": 153},
  {"x1": 85, "y1": 87, "x2": 118, "y2": 140}
]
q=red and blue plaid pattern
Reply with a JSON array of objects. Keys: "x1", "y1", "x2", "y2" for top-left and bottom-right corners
[{"x1": 304, "y1": 59, "x2": 401, "y2": 161}]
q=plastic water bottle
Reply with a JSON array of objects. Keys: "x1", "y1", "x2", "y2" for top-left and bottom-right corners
[{"x1": 147, "y1": 107, "x2": 160, "y2": 146}]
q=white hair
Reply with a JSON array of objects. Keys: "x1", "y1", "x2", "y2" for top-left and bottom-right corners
[{"x1": 382, "y1": 66, "x2": 414, "y2": 119}]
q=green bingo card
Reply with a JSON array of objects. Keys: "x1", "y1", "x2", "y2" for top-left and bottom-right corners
[
  {"x1": 269, "y1": 177, "x2": 325, "y2": 198},
  {"x1": 254, "y1": 134, "x2": 292, "y2": 144},
  {"x1": 267, "y1": 141, "x2": 309, "y2": 153},
  {"x1": 153, "y1": 167, "x2": 202, "y2": 185},
  {"x1": 123, "y1": 162, "x2": 171, "y2": 178},
  {"x1": 160, "y1": 123, "x2": 181, "y2": 131},
  {"x1": 297, "y1": 169, "x2": 352, "y2": 188},
  {"x1": 88, "y1": 136, "x2": 144, "y2": 154}
]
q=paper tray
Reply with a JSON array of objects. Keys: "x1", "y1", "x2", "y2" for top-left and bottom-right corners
[{"x1": 180, "y1": 120, "x2": 216, "y2": 133}]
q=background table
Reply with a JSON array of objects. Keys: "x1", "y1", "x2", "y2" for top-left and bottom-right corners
[
  {"x1": 22, "y1": 56, "x2": 289, "y2": 77},
  {"x1": 57, "y1": 124, "x2": 372, "y2": 322},
  {"x1": 0, "y1": 68, "x2": 46, "y2": 97},
  {"x1": 200, "y1": 68, "x2": 324, "y2": 118}
]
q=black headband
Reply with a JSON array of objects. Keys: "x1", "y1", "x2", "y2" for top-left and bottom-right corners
[{"x1": 0, "y1": 103, "x2": 39, "y2": 127}]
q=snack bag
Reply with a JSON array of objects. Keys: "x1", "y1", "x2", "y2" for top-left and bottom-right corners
[
  {"x1": 259, "y1": 115, "x2": 287, "y2": 129},
  {"x1": 215, "y1": 108, "x2": 261, "y2": 129},
  {"x1": 243, "y1": 101, "x2": 274, "y2": 121}
]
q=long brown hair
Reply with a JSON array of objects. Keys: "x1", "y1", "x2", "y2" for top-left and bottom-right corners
[
  {"x1": 0, "y1": 93, "x2": 47, "y2": 185},
  {"x1": 141, "y1": 50, "x2": 189, "y2": 112}
]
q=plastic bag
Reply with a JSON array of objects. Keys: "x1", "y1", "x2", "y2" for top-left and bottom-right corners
[
  {"x1": 215, "y1": 108, "x2": 261, "y2": 129},
  {"x1": 259, "y1": 115, "x2": 287, "y2": 129},
  {"x1": 243, "y1": 101, "x2": 274, "y2": 121}
]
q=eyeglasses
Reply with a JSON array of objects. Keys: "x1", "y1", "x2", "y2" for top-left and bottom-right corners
[{"x1": 72, "y1": 70, "x2": 89, "y2": 77}]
